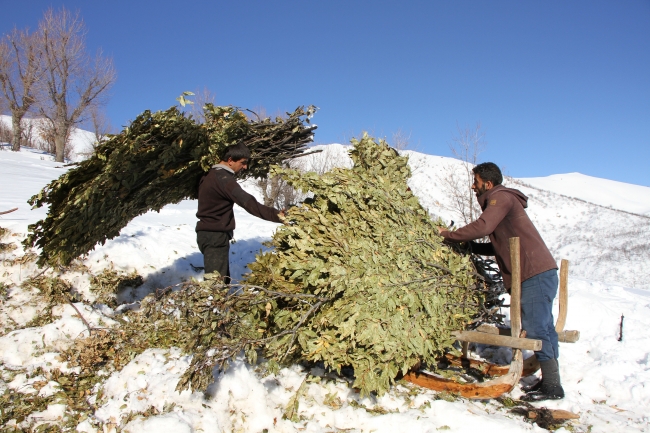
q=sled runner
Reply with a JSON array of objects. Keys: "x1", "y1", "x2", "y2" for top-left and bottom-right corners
[{"x1": 403, "y1": 237, "x2": 580, "y2": 399}]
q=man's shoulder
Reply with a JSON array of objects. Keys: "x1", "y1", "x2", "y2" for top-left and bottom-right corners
[
  {"x1": 211, "y1": 167, "x2": 237, "y2": 183},
  {"x1": 485, "y1": 188, "x2": 514, "y2": 206},
  {"x1": 487, "y1": 186, "x2": 526, "y2": 207}
]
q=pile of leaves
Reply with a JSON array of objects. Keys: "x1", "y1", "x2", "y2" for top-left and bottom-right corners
[
  {"x1": 0, "y1": 267, "x2": 161, "y2": 431},
  {"x1": 24, "y1": 103, "x2": 317, "y2": 267},
  {"x1": 243, "y1": 135, "x2": 489, "y2": 395},
  {"x1": 90, "y1": 267, "x2": 143, "y2": 307},
  {"x1": 101, "y1": 136, "x2": 497, "y2": 397},
  {"x1": 8, "y1": 136, "x2": 500, "y2": 405},
  {"x1": 0, "y1": 226, "x2": 17, "y2": 253}
]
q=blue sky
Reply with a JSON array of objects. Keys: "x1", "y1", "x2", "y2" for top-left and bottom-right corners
[{"x1": 3, "y1": 1, "x2": 649, "y2": 186}]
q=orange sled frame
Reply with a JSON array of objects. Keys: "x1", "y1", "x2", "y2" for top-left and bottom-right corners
[{"x1": 403, "y1": 237, "x2": 580, "y2": 399}]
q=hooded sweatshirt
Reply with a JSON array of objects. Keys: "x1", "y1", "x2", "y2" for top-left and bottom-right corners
[{"x1": 442, "y1": 185, "x2": 557, "y2": 288}]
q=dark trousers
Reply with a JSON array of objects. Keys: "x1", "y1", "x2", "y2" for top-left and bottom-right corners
[
  {"x1": 520, "y1": 269, "x2": 560, "y2": 362},
  {"x1": 197, "y1": 231, "x2": 231, "y2": 284}
]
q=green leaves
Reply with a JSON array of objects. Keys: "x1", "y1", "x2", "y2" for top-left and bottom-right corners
[
  {"x1": 176, "y1": 91, "x2": 195, "y2": 107},
  {"x1": 24, "y1": 103, "x2": 317, "y2": 267},
  {"x1": 245, "y1": 134, "x2": 485, "y2": 396},
  {"x1": 54, "y1": 134, "x2": 490, "y2": 399}
]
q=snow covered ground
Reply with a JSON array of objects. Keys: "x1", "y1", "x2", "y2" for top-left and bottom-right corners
[{"x1": 1, "y1": 143, "x2": 649, "y2": 432}]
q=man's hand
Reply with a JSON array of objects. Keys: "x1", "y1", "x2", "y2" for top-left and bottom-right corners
[
  {"x1": 279, "y1": 208, "x2": 288, "y2": 224},
  {"x1": 436, "y1": 226, "x2": 450, "y2": 237}
]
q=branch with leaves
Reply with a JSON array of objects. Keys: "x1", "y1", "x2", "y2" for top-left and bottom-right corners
[
  {"x1": 24, "y1": 103, "x2": 317, "y2": 267},
  {"x1": 35, "y1": 135, "x2": 503, "y2": 399}
]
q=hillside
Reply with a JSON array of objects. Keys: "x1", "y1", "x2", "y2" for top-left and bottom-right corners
[
  {"x1": 0, "y1": 114, "x2": 97, "y2": 162},
  {"x1": 0, "y1": 143, "x2": 649, "y2": 432},
  {"x1": 520, "y1": 173, "x2": 650, "y2": 216}
]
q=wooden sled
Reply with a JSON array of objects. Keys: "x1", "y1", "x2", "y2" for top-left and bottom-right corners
[
  {"x1": 404, "y1": 238, "x2": 580, "y2": 399},
  {"x1": 0, "y1": 207, "x2": 18, "y2": 215}
]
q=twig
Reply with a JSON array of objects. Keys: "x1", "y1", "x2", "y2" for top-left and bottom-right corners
[
  {"x1": 33, "y1": 266, "x2": 52, "y2": 279},
  {"x1": 618, "y1": 314, "x2": 624, "y2": 342},
  {"x1": 279, "y1": 299, "x2": 326, "y2": 361},
  {"x1": 233, "y1": 283, "x2": 330, "y2": 301},
  {"x1": 0, "y1": 208, "x2": 18, "y2": 215},
  {"x1": 68, "y1": 300, "x2": 93, "y2": 334}
]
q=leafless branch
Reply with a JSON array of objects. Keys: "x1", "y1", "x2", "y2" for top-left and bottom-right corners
[{"x1": 436, "y1": 122, "x2": 485, "y2": 225}]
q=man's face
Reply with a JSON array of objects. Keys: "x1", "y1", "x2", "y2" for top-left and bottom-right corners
[
  {"x1": 229, "y1": 158, "x2": 249, "y2": 174},
  {"x1": 472, "y1": 173, "x2": 492, "y2": 197}
]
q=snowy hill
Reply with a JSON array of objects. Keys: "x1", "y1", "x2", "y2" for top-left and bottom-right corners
[
  {"x1": 519, "y1": 173, "x2": 650, "y2": 217},
  {"x1": 298, "y1": 146, "x2": 650, "y2": 290},
  {"x1": 0, "y1": 114, "x2": 97, "y2": 161},
  {"x1": 1, "y1": 144, "x2": 649, "y2": 432}
]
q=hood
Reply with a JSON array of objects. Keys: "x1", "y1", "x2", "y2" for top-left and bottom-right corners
[{"x1": 477, "y1": 185, "x2": 528, "y2": 209}]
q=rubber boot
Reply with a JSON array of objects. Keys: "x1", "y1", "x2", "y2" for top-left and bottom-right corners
[
  {"x1": 522, "y1": 359, "x2": 564, "y2": 401},
  {"x1": 521, "y1": 377, "x2": 543, "y2": 393}
]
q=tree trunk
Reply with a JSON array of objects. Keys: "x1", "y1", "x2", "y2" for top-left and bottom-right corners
[
  {"x1": 11, "y1": 113, "x2": 23, "y2": 152},
  {"x1": 54, "y1": 121, "x2": 67, "y2": 162}
]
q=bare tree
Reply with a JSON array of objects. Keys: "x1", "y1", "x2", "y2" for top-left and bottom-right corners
[
  {"x1": 391, "y1": 127, "x2": 412, "y2": 150},
  {"x1": 437, "y1": 123, "x2": 486, "y2": 226},
  {"x1": 74, "y1": 105, "x2": 113, "y2": 158},
  {"x1": 188, "y1": 87, "x2": 216, "y2": 123},
  {"x1": 250, "y1": 106, "x2": 297, "y2": 207},
  {"x1": 36, "y1": 7, "x2": 116, "y2": 162},
  {"x1": 0, "y1": 119, "x2": 12, "y2": 146},
  {"x1": 89, "y1": 105, "x2": 112, "y2": 146},
  {"x1": 21, "y1": 119, "x2": 38, "y2": 148},
  {"x1": 35, "y1": 117, "x2": 73, "y2": 159},
  {"x1": 257, "y1": 162, "x2": 303, "y2": 208},
  {"x1": 0, "y1": 27, "x2": 42, "y2": 151}
]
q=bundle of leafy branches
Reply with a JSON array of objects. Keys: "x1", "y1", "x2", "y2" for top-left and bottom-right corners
[
  {"x1": 106, "y1": 135, "x2": 499, "y2": 397},
  {"x1": 245, "y1": 135, "x2": 491, "y2": 395},
  {"x1": 24, "y1": 103, "x2": 317, "y2": 267}
]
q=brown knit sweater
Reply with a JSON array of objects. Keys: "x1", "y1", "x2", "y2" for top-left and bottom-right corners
[{"x1": 196, "y1": 166, "x2": 281, "y2": 233}]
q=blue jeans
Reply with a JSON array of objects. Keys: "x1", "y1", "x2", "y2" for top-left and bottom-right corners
[{"x1": 520, "y1": 269, "x2": 559, "y2": 362}]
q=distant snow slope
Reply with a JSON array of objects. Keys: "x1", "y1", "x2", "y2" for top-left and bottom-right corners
[{"x1": 520, "y1": 172, "x2": 650, "y2": 216}]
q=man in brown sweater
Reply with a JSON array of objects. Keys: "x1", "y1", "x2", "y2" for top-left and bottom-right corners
[
  {"x1": 438, "y1": 162, "x2": 564, "y2": 402},
  {"x1": 196, "y1": 144, "x2": 284, "y2": 283}
]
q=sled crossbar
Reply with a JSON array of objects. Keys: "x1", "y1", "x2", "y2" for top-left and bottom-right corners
[
  {"x1": 473, "y1": 324, "x2": 580, "y2": 344},
  {"x1": 451, "y1": 330, "x2": 542, "y2": 351}
]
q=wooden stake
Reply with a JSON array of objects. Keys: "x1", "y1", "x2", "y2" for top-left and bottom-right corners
[
  {"x1": 509, "y1": 237, "x2": 521, "y2": 337},
  {"x1": 555, "y1": 259, "x2": 569, "y2": 332}
]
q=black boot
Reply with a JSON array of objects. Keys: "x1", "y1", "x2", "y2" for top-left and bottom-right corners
[
  {"x1": 521, "y1": 378, "x2": 543, "y2": 393},
  {"x1": 522, "y1": 359, "x2": 564, "y2": 402}
]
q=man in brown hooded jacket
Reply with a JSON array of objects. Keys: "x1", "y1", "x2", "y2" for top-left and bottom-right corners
[{"x1": 438, "y1": 162, "x2": 564, "y2": 402}]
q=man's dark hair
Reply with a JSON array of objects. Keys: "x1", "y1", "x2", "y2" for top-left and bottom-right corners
[
  {"x1": 472, "y1": 162, "x2": 503, "y2": 186},
  {"x1": 221, "y1": 144, "x2": 251, "y2": 162}
]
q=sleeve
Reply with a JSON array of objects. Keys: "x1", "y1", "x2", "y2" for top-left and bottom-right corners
[
  {"x1": 226, "y1": 179, "x2": 282, "y2": 223},
  {"x1": 442, "y1": 192, "x2": 512, "y2": 242}
]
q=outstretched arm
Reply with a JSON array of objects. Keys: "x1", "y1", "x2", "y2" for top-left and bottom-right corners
[
  {"x1": 226, "y1": 179, "x2": 282, "y2": 223},
  {"x1": 439, "y1": 192, "x2": 511, "y2": 242}
]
